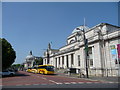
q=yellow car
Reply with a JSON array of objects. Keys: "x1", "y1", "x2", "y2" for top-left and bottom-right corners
[
  {"x1": 26, "y1": 68, "x2": 32, "y2": 73},
  {"x1": 31, "y1": 67, "x2": 38, "y2": 74}
]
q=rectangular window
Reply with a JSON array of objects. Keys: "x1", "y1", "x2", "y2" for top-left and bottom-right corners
[
  {"x1": 62, "y1": 56, "x2": 64, "y2": 65},
  {"x1": 78, "y1": 55, "x2": 80, "y2": 66},
  {"x1": 47, "y1": 53, "x2": 50, "y2": 64},
  {"x1": 71, "y1": 54, "x2": 74, "y2": 65},
  {"x1": 45, "y1": 59, "x2": 46, "y2": 64},
  {"x1": 59, "y1": 57, "x2": 60, "y2": 65},
  {"x1": 90, "y1": 59, "x2": 93, "y2": 66},
  {"x1": 88, "y1": 47, "x2": 93, "y2": 67},
  {"x1": 115, "y1": 59, "x2": 120, "y2": 64},
  {"x1": 66, "y1": 55, "x2": 69, "y2": 68},
  {"x1": 55, "y1": 58, "x2": 57, "y2": 68}
]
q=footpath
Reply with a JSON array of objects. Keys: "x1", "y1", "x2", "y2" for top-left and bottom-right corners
[{"x1": 56, "y1": 71, "x2": 119, "y2": 83}]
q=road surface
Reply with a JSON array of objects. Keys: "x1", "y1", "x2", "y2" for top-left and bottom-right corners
[{"x1": 0, "y1": 71, "x2": 119, "y2": 88}]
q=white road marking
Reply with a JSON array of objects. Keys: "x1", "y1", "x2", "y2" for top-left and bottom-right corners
[
  {"x1": 93, "y1": 82, "x2": 100, "y2": 83},
  {"x1": 0, "y1": 85, "x2": 3, "y2": 86},
  {"x1": 64, "y1": 82, "x2": 71, "y2": 84},
  {"x1": 42, "y1": 78, "x2": 47, "y2": 80},
  {"x1": 56, "y1": 83, "x2": 63, "y2": 84},
  {"x1": 25, "y1": 84, "x2": 31, "y2": 86},
  {"x1": 78, "y1": 82, "x2": 85, "y2": 84},
  {"x1": 71, "y1": 82, "x2": 77, "y2": 84},
  {"x1": 49, "y1": 80, "x2": 58, "y2": 84},
  {"x1": 86, "y1": 82, "x2": 92, "y2": 84},
  {"x1": 108, "y1": 82, "x2": 115, "y2": 83}
]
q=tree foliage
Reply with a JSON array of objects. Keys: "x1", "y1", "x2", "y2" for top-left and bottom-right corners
[
  {"x1": 11, "y1": 64, "x2": 21, "y2": 68},
  {"x1": 34, "y1": 57, "x2": 43, "y2": 65},
  {"x1": 1, "y1": 38, "x2": 16, "y2": 70},
  {"x1": 11, "y1": 64, "x2": 23, "y2": 70}
]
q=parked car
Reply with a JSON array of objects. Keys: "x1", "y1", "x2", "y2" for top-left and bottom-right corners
[
  {"x1": 30, "y1": 67, "x2": 38, "y2": 74},
  {"x1": 26, "y1": 68, "x2": 32, "y2": 72},
  {"x1": 26, "y1": 67, "x2": 38, "y2": 73},
  {"x1": 0, "y1": 70, "x2": 15, "y2": 76}
]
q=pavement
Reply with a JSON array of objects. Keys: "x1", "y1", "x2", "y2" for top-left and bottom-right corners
[{"x1": 56, "y1": 72, "x2": 120, "y2": 83}]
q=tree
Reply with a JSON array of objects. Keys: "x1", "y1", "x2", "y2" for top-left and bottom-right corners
[
  {"x1": 11, "y1": 64, "x2": 23, "y2": 71},
  {"x1": 11, "y1": 64, "x2": 21, "y2": 69},
  {"x1": 34, "y1": 57, "x2": 43, "y2": 66},
  {"x1": 0, "y1": 38, "x2": 16, "y2": 70}
]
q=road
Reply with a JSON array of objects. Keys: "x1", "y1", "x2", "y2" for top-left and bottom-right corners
[{"x1": 0, "y1": 71, "x2": 119, "y2": 88}]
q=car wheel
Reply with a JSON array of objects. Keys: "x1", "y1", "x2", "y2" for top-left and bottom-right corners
[
  {"x1": 41, "y1": 71, "x2": 44, "y2": 75},
  {"x1": 10, "y1": 73, "x2": 13, "y2": 76},
  {"x1": 39, "y1": 71, "x2": 41, "y2": 74}
]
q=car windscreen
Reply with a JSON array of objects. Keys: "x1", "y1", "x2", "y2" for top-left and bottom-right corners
[{"x1": 46, "y1": 66, "x2": 54, "y2": 71}]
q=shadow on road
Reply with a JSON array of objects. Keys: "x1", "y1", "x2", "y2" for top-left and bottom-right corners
[
  {"x1": 46, "y1": 74, "x2": 58, "y2": 76},
  {"x1": 15, "y1": 71, "x2": 32, "y2": 77},
  {"x1": 1, "y1": 72, "x2": 30, "y2": 78},
  {"x1": 15, "y1": 73, "x2": 30, "y2": 77},
  {"x1": 36, "y1": 73, "x2": 58, "y2": 76}
]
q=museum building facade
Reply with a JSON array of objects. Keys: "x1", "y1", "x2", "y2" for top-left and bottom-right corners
[{"x1": 43, "y1": 23, "x2": 120, "y2": 77}]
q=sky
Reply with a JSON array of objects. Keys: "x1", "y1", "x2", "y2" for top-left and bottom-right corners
[{"x1": 2, "y1": 2, "x2": 118, "y2": 64}]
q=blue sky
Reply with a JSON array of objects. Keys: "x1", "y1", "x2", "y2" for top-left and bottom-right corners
[{"x1": 2, "y1": 2, "x2": 118, "y2": 64}]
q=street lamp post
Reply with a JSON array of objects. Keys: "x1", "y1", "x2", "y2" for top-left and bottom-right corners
[
  {"x1": 47, "y1": 49, "x2": 50, "y2": 64},
  {"x1": 83, "y1": 30, "x2": 89, "y2": 78},
  {"x1": 76, "y1": 27, "x2": 89, "y2": 78}
]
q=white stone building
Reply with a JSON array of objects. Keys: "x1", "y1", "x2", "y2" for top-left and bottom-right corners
[{"x1": 43, "y1": 23, "x2": 120, "y2": 77}]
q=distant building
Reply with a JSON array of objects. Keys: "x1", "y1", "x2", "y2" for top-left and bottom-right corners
[
  {"x1": 24, "y1": 51, "x2": 40, "y2": 69},
  {"x1": 43, "y1": 23, "x2": 120, "y2": 77}
]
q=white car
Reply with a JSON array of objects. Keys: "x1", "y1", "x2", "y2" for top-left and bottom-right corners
[{"x1": 0, "y1": 70, "x2": 15, "y2": 76}]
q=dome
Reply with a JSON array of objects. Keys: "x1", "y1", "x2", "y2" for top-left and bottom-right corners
[
  {"x1": 26, "y1": 55, "x2": 34, "y2": 60},
  {"x1": 72, "y1": 25, "x2": 89, "y2": 34},
  {"x1": 26, "y1": 51, "x2": 34, "y2": 60}
]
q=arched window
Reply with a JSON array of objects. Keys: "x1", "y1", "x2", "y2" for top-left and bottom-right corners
[{"x1": 70, "y1": 39, "x2": 75, "y2": 44}]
